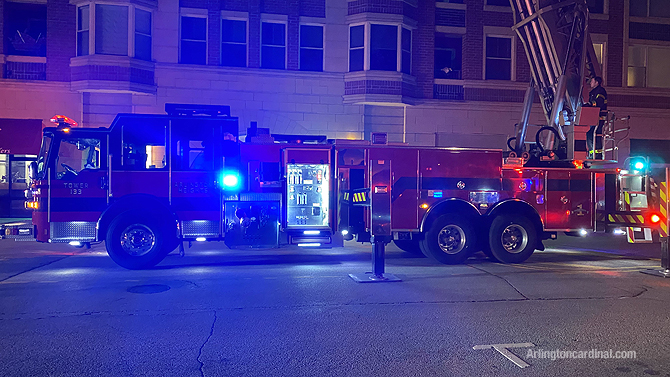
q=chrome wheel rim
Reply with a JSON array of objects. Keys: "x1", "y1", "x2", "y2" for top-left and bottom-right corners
[
  {"x1": 501, "y1": 224, "x2": 528, "y2": 254},
  {"x1": 120, "y1": 224, "x2": 155, "y2": 256},
  {"x1": 437, "y1": 225, "x2": 466, "y2": 254}
]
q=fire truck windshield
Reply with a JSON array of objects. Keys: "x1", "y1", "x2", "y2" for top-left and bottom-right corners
[
  {"x1": 36, "y1": 134, "x2": 53, "y2": 180},
  {"x1": 55, "y1": 138, "x2": 101, "y2": 179}
]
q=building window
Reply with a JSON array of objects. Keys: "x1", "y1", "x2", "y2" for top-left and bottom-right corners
[
  {"x1": 401, "y1": 28, "x2": 411, "y2": 75},
  {"x1": 485, "y1": 36, "x2": 512, "y2": 80},
  {"x1": 349, "y1": 25, "x2": 364, "y2": 72},
  {"x1": 592, "y1": 41, "x2": 605, "y2": 77},
  {"x1": 4, "y1": 2, "x2": 46, "y2": 57},
  {"x1": 349, "y1": 24, "x2": 412, "y2": 73},
  {"x1": 630, "y1": 0, "x2": 670, "y2": 18},
  {"x1": 75, "y1": 5, "x2": 149, "y2": 59},
  {"x1": 300, "y1": 25, "x2": 324, "y2": 72},
  {"x1": 135, "y1": 9, "x2": 152, "y2": 61},
  {"x1": 587, "y1": 0, "x2": 605, "y2": 14},
  {"x1": 181, "y1": 16, "x2": 207, "y2": 65},
  {"x1": 370, "y1": 24, "x2": 397, "y2": 71},
  {"x1": 628, "y1": 46, "x2": 670, "y2": 88},
  {"x1": 77, "y1": 6, "x2": 89, "y2": 56},
  {"x1": 221, "y1": 19, "x2": 246, "y2": 67},
  {"x1": 95, "y1": 4, "x2": 128, "y2": 56},
  {"x1": 261, "y1": 22, "x2": 286, "y2": 69},
  {"x1": 486, "y1": 0, "x2": 510, "y2": 6},
  {"x1": 435, "y1": 34, "x2": 462, "y2": 79}
]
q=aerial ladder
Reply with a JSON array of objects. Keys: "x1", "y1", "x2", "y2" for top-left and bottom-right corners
[{"x1": 508, "y1": 0, "x2": 602, "y2": 163}]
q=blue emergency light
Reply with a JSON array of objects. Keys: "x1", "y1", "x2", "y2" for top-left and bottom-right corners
[
  {"x1": 629, "y1": 156, "x2": 649, "y2": 173},
  {"x1": 219, "y1": 170, "x2": 241, "y2": 191}
]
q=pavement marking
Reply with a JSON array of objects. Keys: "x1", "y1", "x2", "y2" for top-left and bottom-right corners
[{"x1": 473, "y1": 343, "x2": 535, "y2": 368}]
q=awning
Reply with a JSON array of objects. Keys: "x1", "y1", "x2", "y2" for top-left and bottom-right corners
[{"x1": 0, "y1": 118, "x2": 43, "y2": 155}]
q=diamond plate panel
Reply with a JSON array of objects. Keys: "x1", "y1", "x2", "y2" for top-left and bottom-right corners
[
  {"x1": 50, "y1": 222, "x2": 96, "y2": 242},
  {"x1": 181, "y1": 220, "x2": 220, "y2": 237}
]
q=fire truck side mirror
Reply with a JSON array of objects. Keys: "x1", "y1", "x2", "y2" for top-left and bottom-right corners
[{"x1": 28, "y1": 161, "x2": 38, "y2": 180}]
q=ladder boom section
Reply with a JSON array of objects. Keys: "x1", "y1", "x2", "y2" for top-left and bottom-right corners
[{"x1": 510, "y1": 0, "x2": 601, "y2": 150}]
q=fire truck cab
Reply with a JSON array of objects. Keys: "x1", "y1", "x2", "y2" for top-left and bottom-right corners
[{"x1": 28, "y1": 105, "x2": 239, "y2": 269}]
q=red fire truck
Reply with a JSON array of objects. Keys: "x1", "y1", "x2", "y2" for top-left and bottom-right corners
[{"x1": 3, "y1": 103, "x2": 658, "y2": 269}]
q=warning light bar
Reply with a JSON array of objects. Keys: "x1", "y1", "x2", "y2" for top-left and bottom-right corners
[{"x1": 50, "y1": 115, "x2": 78, "y2": 127}]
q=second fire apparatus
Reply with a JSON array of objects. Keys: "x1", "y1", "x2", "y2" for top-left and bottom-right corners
[{"x1": 8, "y1": 0, "x2": 665, "y2": 269}]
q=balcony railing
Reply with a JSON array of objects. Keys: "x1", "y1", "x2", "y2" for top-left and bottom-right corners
[{"x1": 4, "y1": 61, "x2": 46, "y2": 80}]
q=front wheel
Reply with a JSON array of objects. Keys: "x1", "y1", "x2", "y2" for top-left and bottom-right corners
[
  {"x1": 420, "y1": 215, "x2": 476, "y2": 264},
  {"x1": 488, "y1": 215, "x2": 537, "y2": 263},
  {"x1": 105, "y1": 211, "x2": 176, "y2": 269}
]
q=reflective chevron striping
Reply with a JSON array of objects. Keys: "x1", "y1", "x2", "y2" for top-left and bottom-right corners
[{"x1": 661, "y1": 181, "x2": 668, "y2": 237}]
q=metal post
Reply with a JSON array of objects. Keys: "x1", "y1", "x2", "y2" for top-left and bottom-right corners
[
  {"x1": 349, "y1": 159, "x2": 400, "y2": 283},
  {"x1": 662, "y1": 237, "x2": 669, "y2": 273},
  {"x1": 372, "y1": 236, "x2": 386, "y2": 277},
  {"x1": 642, "y1": 236, "x2": 670, "y2": 277},
  {"x1": 641, "y1": 167, "x2": 670, "y2": 278}
]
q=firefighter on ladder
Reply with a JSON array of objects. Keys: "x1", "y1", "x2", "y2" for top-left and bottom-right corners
[{"x1": 583, "y1": 76, "x2": 608, "y2": 159}]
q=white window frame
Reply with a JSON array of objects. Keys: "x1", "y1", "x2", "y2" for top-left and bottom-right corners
[
  {"x1": 587, "y1": 0, "x2": 609, "y2": 15},
  {"x1": 133, "y1": 5, "x2": 153, "y2": 61},
  {"x1": 591, "y1": 34, "x2": 607, "y2": 84},
  {"x1": 180, "y1": 8, "x2": 208, "y2": 65},
  {"x1": 299, "y1": 23, "x2": 325, "y2": 71},
  {"x1": 629, "y1": 0, "x2": 670, "y2": 19},
  {"x1": 221, "y1": 13, "x2": 249, "y2": 68},
  {"x1": 483, "y1": 31, "x2": 516, "y2": 81},
  {"x1": 260, "y1": 18, "x2": 288, "y2": 70},
  {"x1": 347, "y1": 22, "x2": 414, "y2": 74},
  {"x1": 75, "y1": 2, "x2": 153, "y2": 60},
  {"x1": 76, "y1": 5, "x2": 91, "y2": 56},
  {"x1": 400, "y1": 26, "x2": 411, "y2": 74},
  {"x1": 348, "y1": 22, "x2": 367, "y2": 72},
  {"x1": 626, "y1": 44, "x2": 670, "y2": 88}
]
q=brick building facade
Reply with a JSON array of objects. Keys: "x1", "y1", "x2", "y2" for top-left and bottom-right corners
[{"x1": 1, "y1": 0, "x2": 670, "y2": 159}]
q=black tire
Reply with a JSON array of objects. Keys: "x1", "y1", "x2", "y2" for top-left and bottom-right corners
[
  {"x1": 488, "y1": 214, "x2": 537, "y2": 263},
  {"x1": 481, "y1": 242, "x2": 497, "y2": 261},
  {"x1": 420, "y1": 215, "x2": 476, "y2": 264},
  {"x1": 393, "y1": 239, "x2": 424, "y2": 255},
  {"x1": 105, "y1": 211, "x2": 177, "y2": 269}
]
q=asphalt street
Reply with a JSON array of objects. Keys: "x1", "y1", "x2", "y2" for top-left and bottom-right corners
[{"x1": 0, "y1": 233, "x2": 669, "y2": 377}]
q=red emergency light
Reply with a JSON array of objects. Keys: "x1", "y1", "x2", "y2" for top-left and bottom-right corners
[
  {"x1": 649, "y1": 213, "x2": 662, "y2": 225},
  {"x1": 50, "y1": 115, "x2": 78, "y2": 128}
]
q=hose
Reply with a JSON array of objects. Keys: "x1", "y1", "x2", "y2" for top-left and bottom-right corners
[{"x1": 535, "y1": 126, "x2": 560, "y2": 153}]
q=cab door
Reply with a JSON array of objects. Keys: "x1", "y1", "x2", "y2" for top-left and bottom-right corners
[
  {"x1": 49, "y1": 132, "x2": 108, "y2": 242},
  {"x1": 170, "y1": 118, "x2": 225, "y2": 239}
]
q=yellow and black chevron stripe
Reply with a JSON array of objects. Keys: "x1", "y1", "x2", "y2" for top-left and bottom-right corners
[
  {"x1": 353, "y1": 191, "x2": 367, "y2": 203},
  {"x1": 660, "y1": 181, "x2": 668, "y2": 237},
  {"x1": 607, "y1": 213, "x2": 646, "y2": 225}
]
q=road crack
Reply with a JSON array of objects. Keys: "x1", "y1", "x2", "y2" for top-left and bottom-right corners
[
  {"x1": 467, "y1": 264, "x2": 530, "y2": 300},
  {"x1": 0, "y1": 254, "x2": 76, "y2": 283},
  {"x1": 197, "y1": 310, "x2": 217, "y2": 377}
]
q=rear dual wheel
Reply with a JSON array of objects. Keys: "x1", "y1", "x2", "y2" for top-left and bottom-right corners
[
  {"x1": 487, "y1": 215, "x2": 537, "y2": 263},
  {"x1": 420, "y1": 215, "x2": 476, "y2": 264}
]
